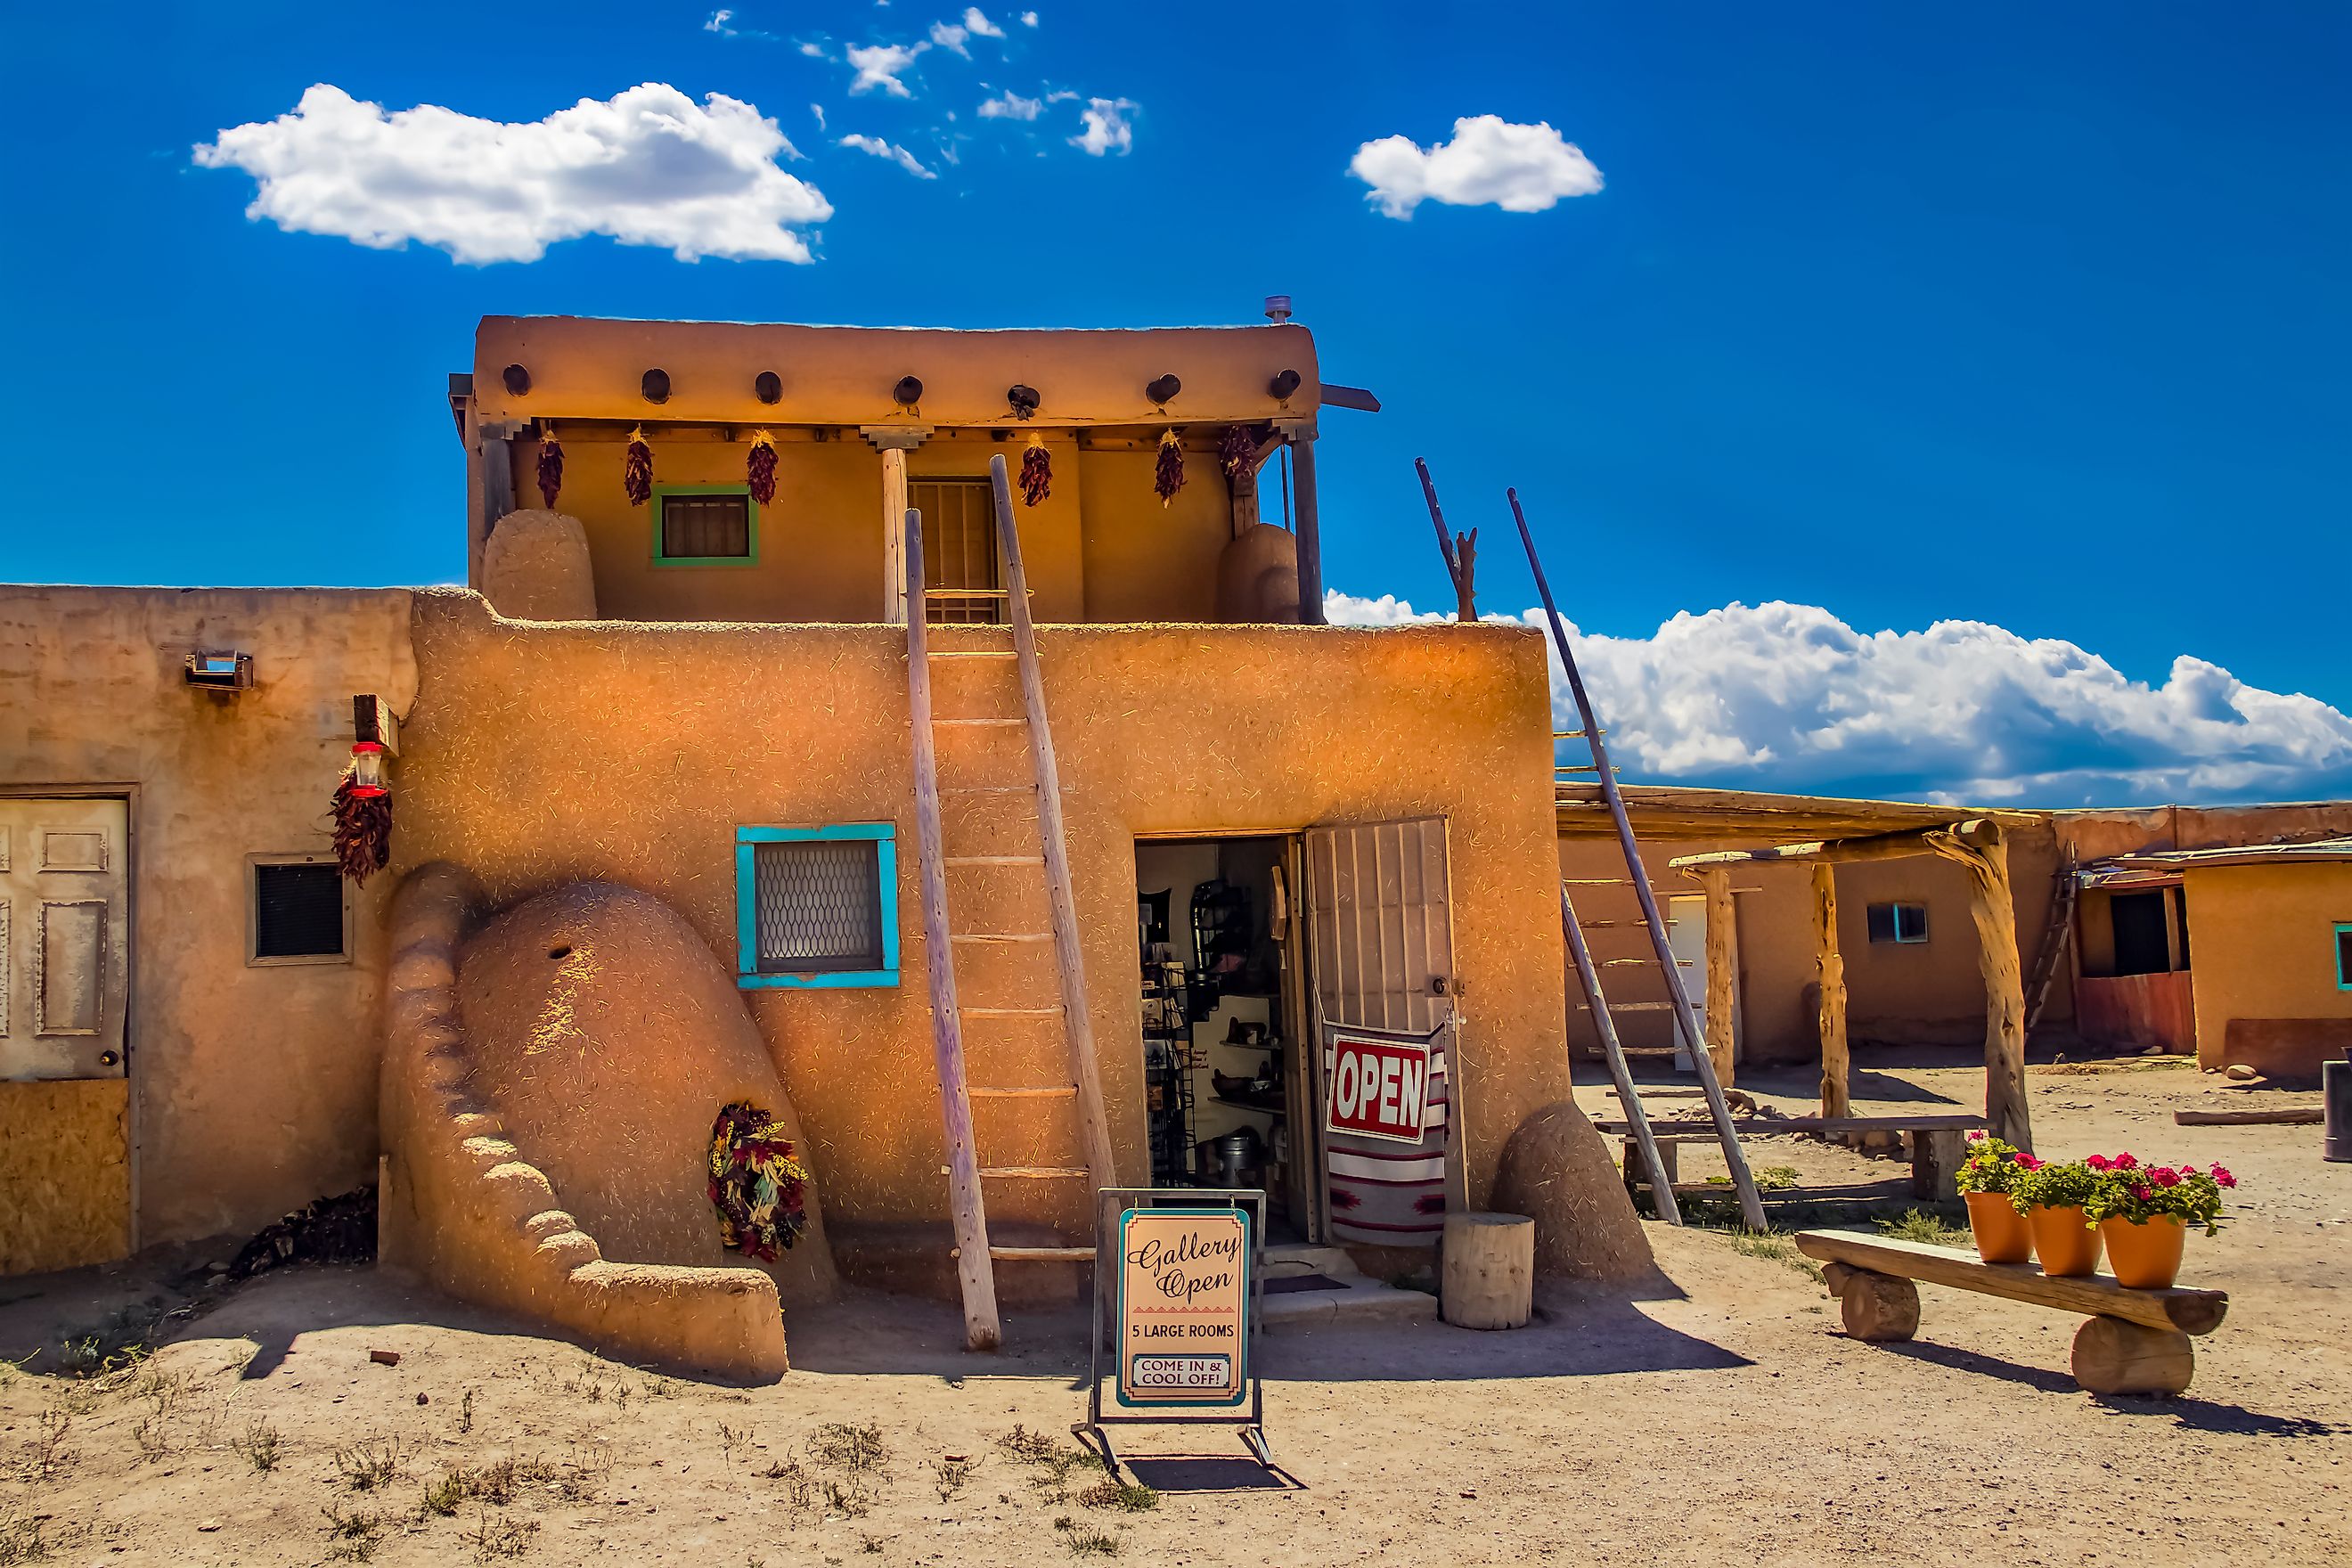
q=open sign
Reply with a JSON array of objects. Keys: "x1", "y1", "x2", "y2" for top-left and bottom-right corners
[{"x1": 1323, "y1": 1032, "x2": 1433, "y2": 1144}]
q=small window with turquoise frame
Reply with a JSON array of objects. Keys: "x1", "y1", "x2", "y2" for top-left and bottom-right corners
[
  {"x1": 737, "y1": 825, "x2": 900, "y2": 989},
  {"x1": 2336, "y1": 923, "x2": 2352, "y2": 992},
  {"x1": 654, "y1": 484, "x2": 759, "y2": 567}
]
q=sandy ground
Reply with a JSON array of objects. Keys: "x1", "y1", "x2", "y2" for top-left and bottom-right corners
[{"x1": 3, "y1": 1051, "x2": 2346, "y2": 1567}]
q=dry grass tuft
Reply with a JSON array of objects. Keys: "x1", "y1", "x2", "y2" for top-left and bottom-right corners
[{"x1": 335, "y1": 1435, "x2": 412, "y2": 1492}]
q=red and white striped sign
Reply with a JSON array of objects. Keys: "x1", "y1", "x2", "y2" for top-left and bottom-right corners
[{"x1": 1323, "y1": 1031, "x2": 1433, "y2": 1145}]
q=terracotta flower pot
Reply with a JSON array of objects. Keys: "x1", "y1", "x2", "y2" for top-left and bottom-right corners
[
  {"x1": 2026, "y1": 1205, "x2": 2103, "y2": 1277},
  {"x1": 2100, "y1": 1214, "x2": 2186, "y2": 1289},
  {"x1": 1964, "y1": 1191, "x2": 2035, "y2": 1264}
]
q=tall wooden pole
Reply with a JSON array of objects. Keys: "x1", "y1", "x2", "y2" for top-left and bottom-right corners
[
  {"x1": 1293, "y1": 433, "x2": 1326, "y2": 625},
  {"x1": 987, "y1": 453, "x2": 1118, "y2": 1199},
  {"x1": 1811, "y1": 862, "x2": 1850, "y2": 1118},
  {"x1": 881, "y1": 447, "x2": 911, "y2": 625},
  {"x1": 1413, "y1": 458, "x2": 1479, "y2": 622},
  {"x1": 1509, "y1": 488, "x2": 1766, "y2": 1232},
  {"x1": 904, "y1": 505, "x2": 1003, "y2": 1352},
  {"x1": 1701, "y1": 867, "x2": 1739, "y2": 1090},
  {"x1": 1562, "y1": 885, "x2": 1680, "y2": 1224},
  {"x1": 1928, "y1": 825, "x2": 2034, "y2": 1150}
]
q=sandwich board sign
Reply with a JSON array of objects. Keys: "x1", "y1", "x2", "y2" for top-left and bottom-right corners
[
  {"x1": 1075, "y1": 1188, "x2": 1270, "y2": 1474},
  {"x1": 1115, "y1": 1205, "x2": 1252, "y2": 1407}
]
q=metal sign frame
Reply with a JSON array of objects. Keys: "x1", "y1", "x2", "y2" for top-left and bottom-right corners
[{"x1": 1074, "y1": 1186, "x2": 1270, "y2": 1476}]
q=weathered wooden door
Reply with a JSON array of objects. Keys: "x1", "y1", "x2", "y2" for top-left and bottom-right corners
[
  {"x1": 1302, "y1": 818, "x2": 1460, "y2": 1241},
  {"x1": 0, "y1": 797, "x2": 133, "y2": 1276}
]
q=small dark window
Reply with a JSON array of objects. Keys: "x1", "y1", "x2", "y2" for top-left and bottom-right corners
[
  {"x1": 751, "y1": 839, "x2": 885, "y2": 974},
  {"x1": 658, "y1": 492, "x2": 754, "y2": 561},
  {"x1": 2111, "y1": 890, "x2": 2172, "y2": 976},
  {"x1": 253, "y1": 862, "x2": 346, "y2": 960},
  {"x1": 1866, "y1": 902, "x2": 1929, "y2": 944},
  {"x1": 2335, "y1": 924, "x2": 2352, "y2": 992}
]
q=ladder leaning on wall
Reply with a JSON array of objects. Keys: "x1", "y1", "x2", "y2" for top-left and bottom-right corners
[{"x1": 904, "y1": 453, "x2": 1117, "y2": 1352}]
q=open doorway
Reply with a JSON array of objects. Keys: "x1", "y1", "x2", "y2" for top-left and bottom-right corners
[{"x1": 1134, "y1": 835, "x2": 1312, "y2": 1243}]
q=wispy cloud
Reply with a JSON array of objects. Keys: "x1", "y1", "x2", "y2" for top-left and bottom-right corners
[
  {"x1": 928, "y1": 19, "x2": 970, "y2": 54},
  {"x1": 1068, "y1": 96, "x2": 1134, "y2": 156},
  {"x1": 1021, "y1": 10, "x2": 1038, "y2": 25},
  {"x1": 839, "y1": 133, "x2": 937, "y2": 179},
  {"x1": 847, "y1": 40, "x2": 927, "y2": 95},
  {"x1": 1325, "y1": 593, "x2": 2352, "y2": 806},
  {"x1": 193, "y1": 83, "x2": 831, "y2": 265},
  {"x1": 963, "y1": 8, "x2": 1007, "y2": 37},
  {"x1": 810, "y1": 102, "x2": 827, "y2": 130},
  {"x1": 705, "y1": 8, "x2": 737, "y2": 35},
  {"x1": 977, "y1": 89, "x2": 1041, "y2": 120},
  {"x1": 1349, "y1": 115, "x2": 1602, "y2": 220}
]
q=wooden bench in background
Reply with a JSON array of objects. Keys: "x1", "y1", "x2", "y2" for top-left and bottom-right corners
[
  {"x1": 1598, "y1": 1114, "x2": 1987, "y2": 1204},
  {"x1": 1794, "y1": 1229, "x2": 2229, "y2": 1396}
]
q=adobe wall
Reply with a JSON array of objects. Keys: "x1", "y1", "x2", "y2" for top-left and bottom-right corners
[
  {"x1": 0, "y1": 585, "x2": 418, "y2": 1254},
  {"x1": 392, "y1": 592, "x2": 1634, "y2": 1257},
  {"x1": 2179, "y1": 862, "x2": 2352, "y2": 1074}
]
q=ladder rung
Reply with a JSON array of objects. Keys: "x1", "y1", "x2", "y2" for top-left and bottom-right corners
[
  {"x1": 1576, "y1": 1000, "x2": 1675, "y2": 1012},
  {"x1": 942, "y1": 785, "x2": 1034, "y2": 795},
  {"x1": 934, "y1": 717, "x2": 1026, "y2": 728},
  {"x1": 978, "y1": 1165, "x2": 1090, "y2": 1180},
  {"x1": 1577, "y1": 919, "x2": 1652, "y2": 928},
  {"x1": 1552, "y1": 729, "x2": 1605, "y2": 739},
  {"x1": 1556, "y1": 766, "x2": 1621, "y2": 774},
  {"x1": 945, "y1": 855, "x2": 1044, "y2": 866},
  {"x1": 988, "y1": 1245, "x2": 1096, "y2": 1262},
  {"x1": 960, "y1": 1007, "x2": 1061, "y2": 1017},
  {"x1": 969, "y1": 1085, "x2": 1076, "y2": 1098},
  {"x1": 951, "y1": 932, "x2": 1053, "y2": 943},
  {"x1": 929, "y1": 649, "x2": 1017, "y2": 658}
]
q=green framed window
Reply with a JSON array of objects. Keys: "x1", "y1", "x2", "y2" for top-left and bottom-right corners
[
  {"x1": 2336, "y1": 923, "x2": 2352, "y2": 992},
  {"x1": 1866, "y1": 902, "x2": 1929, "y2": 944},
  {"x1": 653, "y1": 484, "x2": 759, "y2": 567},
  {"x1": 735, "y1": 824, "x2": 900, "y2": 989}
]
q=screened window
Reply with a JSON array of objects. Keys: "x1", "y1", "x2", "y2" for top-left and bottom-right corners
[
  {"x1": 1866, "y1": 902, "x2": 1929, "y2": 944},
  {"x1": 910, "y1": 478, "x2": 1002, "y2": 625},
  {"x1": 250, "y1": 859, "x2": 347, "y2": 964},
  {"x1": 735, "y1": 825, "x2": 899, "y2": 988},
  {"x1": 655, "y1": 487, "x2": 756, "y2": 564}
]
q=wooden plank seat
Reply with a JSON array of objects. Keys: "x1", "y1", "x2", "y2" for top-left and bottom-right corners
[
  {"x1": 1793, "y1": 1229, "x2": 2229, "y2": 1396},
  {"x1": 1600, "y1": 1114, "x2": 1988, "y2": 1201}
]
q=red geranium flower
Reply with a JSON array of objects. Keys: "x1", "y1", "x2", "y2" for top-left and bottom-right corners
[
  {"x1": 2085, "y1": 1154, "x2": 2111, "y2": 1171},
  {"x1": 2212, "y1": 1165, "x2": 2237, "y2": 1188},
  {"x1": 2151, "y1": 1167, "x2": 2181, "y2": 1188},
  {"x1": 2016, "y1": 1153, "x2": 2043, "y2": 1171},
  {"x1": 2114, "y1": 1151, "x2": 2138, "y2": 1170},
  {"x1": 2132, "y1": 1184, "x2": 2153, "y2": 1202}
]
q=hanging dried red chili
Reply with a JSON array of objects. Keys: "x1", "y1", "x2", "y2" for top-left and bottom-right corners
[
  {"x1": 1154, "y1": 429, "x2": 1186, "y2": 506},
  {"x1": 707, "y1": 1101, "x2": 813, "y2": 1262},
  {"x1": 1219, "y1": 423, "x2": 1255, "y2": 480},
  {"x1": 624, "y1": 426, "x2": 654, "y2": 506},
  {"x1": 535, "y1": 425, "x2": 564, "y2": 509},
  {"x1": 1018, "y1": 435, "x2": 1051, "y2": 507},
  {"x1": 331, "y1": 773, "x2": 392, "y2": 885},
  {"x1": 747, "y1": 429, "x2": 778, "y2": 506}
]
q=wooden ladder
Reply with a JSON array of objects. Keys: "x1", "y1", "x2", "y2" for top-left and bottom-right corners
[
  {"x1": 904, "y1": 453, "x2": 1116, "y2": 1352},
  {"x1": 2021, "y1": 864, "x2": 2079, "y2": 1041}
]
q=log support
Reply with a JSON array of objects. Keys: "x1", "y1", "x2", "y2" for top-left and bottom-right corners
[
  {"x1": 2072, "y1": 1316, "x2": 2194, "y2": 1397},
  {"x1": 1812, "y1": 862, "x2": 1850, "y2": 1117},
  {"x1": 1836, "y1": 1270, "x2": 1920, "y2": 1342},
  {"x1": 862, "y1": 427, "x2": 932, "y2": 625},
  {"x1": 1927, "y1": 824, "x2": 2033, "y2": 1151},
  {"x1": 1702, "y1": 866, "x2": 1738, "y2": 1089},
  {"x1": 1290, "y1": 426, "x2": 1325, "y2": 625}
]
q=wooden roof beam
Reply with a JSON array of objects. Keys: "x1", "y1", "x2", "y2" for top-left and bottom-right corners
[{"x1": 1668, "y1": 817, "x2": 2004, "y2": 872}]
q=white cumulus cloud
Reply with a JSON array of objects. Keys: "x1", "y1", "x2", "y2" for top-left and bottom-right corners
[
  {"x1": 928, "y1": 20, "x2": 969, "y2": 53},
  {"x1": 1021, "y1": 10, "x2": 1039, "y2": 25},
  {"x1": 978, "y1": 89, "x2": 1041, "y2": 120},
  {"x1": 1069, "y1": 96, "x2": 1134, "y2": 155},
  {"x1": 963, "y1": 8, "x2": 1007, "y2": 37},
  {"x1": 1349, "y1": 114, "x2": 1602, "y2": 220},
  {"x1": 839, "y1": 133, "x2": 936, "y2": 178},
  {"x1": 1323, "y1": 593, "x2": 2352, "y2": 807},
  {"x1": 848, "y1": 40, "x2": 927, "y2": 94},
  {"x1": 192, "y1": 83, "x2": 832, "y2": 265}
]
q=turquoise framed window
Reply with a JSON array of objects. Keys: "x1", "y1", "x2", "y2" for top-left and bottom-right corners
[
  {"x1": 2336, "y1": 923, "x2": 2352, "y2": 992},
  {"x1": 653, "y1": 484, "x2": 760, "y2": 567},
  {"x1": 736, "y1": 825, "x2": 900, "y2": 989}
]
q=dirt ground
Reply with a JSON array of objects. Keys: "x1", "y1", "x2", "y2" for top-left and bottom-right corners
[{"x1": 3, "y1": 1050, "x2": 2346, "y2": 1567}]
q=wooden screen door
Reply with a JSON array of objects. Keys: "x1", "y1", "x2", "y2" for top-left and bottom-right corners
[
  {"x1": 1, "y1": 797, "x2": 133, "y2": 1275},
  {"x1": 1301, "y1": 817, "x2": 1462, "y2": 1231}
]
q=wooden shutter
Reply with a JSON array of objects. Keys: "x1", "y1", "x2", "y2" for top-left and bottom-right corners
[{"x1": 1303, "y1": 817, "x2": 1456, "y2": 1034}]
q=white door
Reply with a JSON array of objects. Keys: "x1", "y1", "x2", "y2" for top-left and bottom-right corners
[
  {"x1": 0, "y1": 798, "x2": 130, "y2": 1081},
  {"x1": 1666, "y1": 894, "x2": 1705, "y2": 1074}
]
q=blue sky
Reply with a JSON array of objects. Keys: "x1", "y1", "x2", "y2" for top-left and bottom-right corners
[{"x1": 4, "y1": 3, "x2": 2348, "y2": 804}]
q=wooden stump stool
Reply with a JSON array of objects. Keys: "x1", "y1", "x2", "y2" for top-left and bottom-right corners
[
  {"x1": 1821, "y1": 1263, "x2": 1920, "y2": 1342},
  {"x1": 1441, "y1": 1213, "x2": 1534, "y2": 1330},
  {"x1": 2072, "y1": 1316, "x2": 2194, "y2": 1396}
]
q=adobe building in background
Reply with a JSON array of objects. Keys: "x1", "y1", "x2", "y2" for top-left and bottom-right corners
[
  {"x1": 0, "y1": 311, "x2": 1650, "y2": 1373},
  {"x1": 1558, "y1": 785, "x2": 2352, "y2": 1082}
]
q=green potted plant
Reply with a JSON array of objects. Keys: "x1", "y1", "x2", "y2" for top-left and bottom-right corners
[
  {"x1": 1954, "y1": 1131, "x2": 2035, "y2": 1263},
  {"x1": 2008, "y1": 1156, "x2": 2104, "y2": 1277},
  {"x1": 2081, "y1": 1154, "x2": 2234, "y2": 1289}
]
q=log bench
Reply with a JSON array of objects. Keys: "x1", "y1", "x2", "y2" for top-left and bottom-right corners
[
  {"x1": 1793, "y1": 1228, "x2": 2230, "y2": 1396},
  {"x1": 1598, "y1": 1114, "x2": 1987, "y2": 1202}
]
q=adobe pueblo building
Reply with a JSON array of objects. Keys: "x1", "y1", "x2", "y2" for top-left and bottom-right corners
[{"x1": 0, "y1": 314, "x2": 1648, "y2": 1376}]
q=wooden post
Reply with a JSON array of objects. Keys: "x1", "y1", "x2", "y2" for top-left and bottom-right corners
[
  {"x1": 1701, "y1": 866, "x2": 1738, "y2": 1090},
  {"x1": 478, "y1": 421, "x2": 517, "y2": 559},
  {"x1": 903, "y1": 505, "x2": 1002, "y2": 1352},
  {"x1": 1928, "y1": 824, "x2": 2034, "y2": 1151},
  {"x1": 1812, "y1": 862, "x2": 1850, "y2": 1118},
  {"x1": 1563, "y1": 885, "x2": 1680, "y2": 1224},
  {"x1": 986, "y1": 454, "x2": 1117, "y2": 1201},
  {"x1": 1292, "y1": 431, "x2": 1326, "y2": 625},
  {"x1": 881, "y1": 448, "x2": 910, "y2": 625}
]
